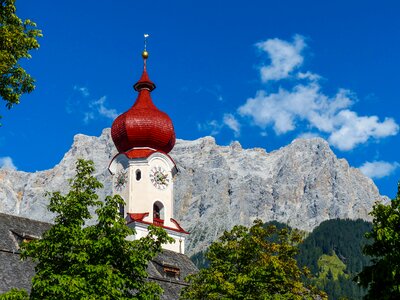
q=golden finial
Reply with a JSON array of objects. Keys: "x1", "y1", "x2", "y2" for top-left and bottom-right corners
[{"x1": 142, "y1": 34, "x2": 149, "y2": 59}]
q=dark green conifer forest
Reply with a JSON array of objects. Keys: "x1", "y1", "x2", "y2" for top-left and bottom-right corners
[{"x1": 297, "y1": 219, "x2": 372, "y2": 300}]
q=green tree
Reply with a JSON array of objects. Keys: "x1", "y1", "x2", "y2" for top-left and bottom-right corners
[
  {"x1": 0, "y1": 288, "x2": 28, "y2": 300},
  {"x1": 2, "y1": 159, "x2": 172, "y2": 299},
  {"x1": 181, "y1": 220, "x2": 326, "y2": 300},
  {"x1": 356, "y1": 181, "x2": 400, "y2": 299},
  {"x1": 0, "y1": 0, "x2": 42, "y2": 119}
]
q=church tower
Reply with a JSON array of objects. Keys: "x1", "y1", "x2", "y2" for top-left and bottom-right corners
[{"x1": 108, "y1": 43, "x2": 188, "y2": 254}]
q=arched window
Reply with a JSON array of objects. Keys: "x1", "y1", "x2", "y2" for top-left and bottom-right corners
[
  {"x1": 136, "y1": 169, "x2": 141, "y2": 181},
  {"x1": 153, "y1": 201, "x2": 165, "y2": 225}
]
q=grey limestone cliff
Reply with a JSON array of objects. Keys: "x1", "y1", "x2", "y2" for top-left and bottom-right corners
[{"x1": 0, "y1": 129, "x2": 385, "y2": 255}]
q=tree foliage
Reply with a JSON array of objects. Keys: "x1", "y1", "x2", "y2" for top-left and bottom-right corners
[
  {"x1": 0, "y1": 0, "x2": 42, "y2": 118},
  {"x1": 2, "y1": 159, "x2": 172, "y2": 299},
  {"x1": 181, "y1": 220, "x2": 326, "y2": 300},
  {"x1": 356, "y1": 181, "x2": 400, "y2": 299},
  {"x1": 0, "y1": 288, "x2": 28, "y2": 300}
]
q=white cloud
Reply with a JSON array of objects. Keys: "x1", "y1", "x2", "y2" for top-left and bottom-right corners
[
  {"x1": 328, "y1": 111, "x2": 399, "y2": 151},
  {"x1": 297, "y1": 71, "x2": 321, "y2": 81},
  {"x1": 298, "y1": 132, "x2": 320, "y2": 139},
  {"x1": 81, "y1": 96, "x2": 119, "y2": 124},
  {"x1": 74, "y1": 85, "x2": 90, "y2": 97},
  {"x1": 197, "y1": 120, "x2": 222, "y2": 136},
  {"x1": 223, "y1": 114, "x2": 240, "y2": 137},
  {"x1": 256, "y1": 34, "x2": 305, "y2": 82},
  {"x1": 238, "y1": 83, "x2": 353, "y2": 134},
  {"x1": 90, "y1": 96, "x2": 119, "y2": 120},
  {"x1": 239, "y1": 83, "x2": 320, "y2": 134},
  {"x1": 69, "y1": 86, "x2": 119, "y2": 123},
  {"x1": 0, "y1": 156, "x2": 17, "y2": 170},
  {"x1": 83, "y1": 112, "x2": 95, "y2": 124},
  {"x1": 238, "y1": 35, "x2": 399, "y2": 151},
  {"x1": 239, "y1": 83, "x2": 398, "y2": 150},
  {"x1": 359, "y1": 161, "x2": 399, "y2": 179},
  {"x1": 198, "y1": 115, "x2": 241, "y2": 137}
]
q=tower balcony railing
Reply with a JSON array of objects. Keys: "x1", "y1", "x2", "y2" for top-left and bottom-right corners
[{"x1": 153, "y1": 217, "x2": 164, "y2": 226}]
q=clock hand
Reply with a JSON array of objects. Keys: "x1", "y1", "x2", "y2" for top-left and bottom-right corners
[{"x1": 161, "y1": 174, "x2": 168, "y2": 184}]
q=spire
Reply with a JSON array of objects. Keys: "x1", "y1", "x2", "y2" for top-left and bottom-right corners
[
  {"x1": 134, "y1": 34, "x2": 155, "y2": 92},
  {"x1": 111, "y1": 34, "x2": 176, "y2": 154}
]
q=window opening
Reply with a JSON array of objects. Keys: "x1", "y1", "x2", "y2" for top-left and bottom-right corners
[
  {"x1": 119, "y1": 204, "x2": 125, "y2": 218},
  {"x1": 162, "y1": 263, "x2": 180, "y2": 280},
  {"x1": 136, "y1": 169, "x2": 141, "y2": 181},
  {"x1": 153, "y1": 201, "x2": 165, "y2": 226}
]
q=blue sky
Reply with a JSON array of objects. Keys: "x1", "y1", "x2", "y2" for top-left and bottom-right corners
[{"x1": 0, "y1": 0, "x2": 399, "y2": 197}]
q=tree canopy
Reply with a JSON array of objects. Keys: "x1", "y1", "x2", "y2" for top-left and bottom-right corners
[
  {"x1": 181, "y1": 220, "x2": 326, "y2": 300},
  {"x1": 1, "y1": 159, "x2": 172, "y2": 299},
  {"x1": 356, "y1": 181, "x2": 400, "y2": 299},
  {"x1": 0, "y1": 289, "x2": 29, "y2": 300},
  {"x1": 0, "y1": 0, "x2": 41, "y2": 119}
]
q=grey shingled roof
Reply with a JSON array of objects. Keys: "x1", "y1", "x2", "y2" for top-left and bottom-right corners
[
  {"x1": 0, "y1": 213, "x2": 198, "y2": 299},
  {"x1": 0, "y1": 213, "x2": 51, "y2": 294},
  {"x1": 148, "y1": 250, "x2": 198, "y2": 299}
]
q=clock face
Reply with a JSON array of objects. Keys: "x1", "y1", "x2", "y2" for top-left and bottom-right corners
[
  {"x1": 149, "y1": 166, "x2": 169, "y2": 190},
  {"x1": 114, "y1": 169, "x2": 128, "y2": 191}
]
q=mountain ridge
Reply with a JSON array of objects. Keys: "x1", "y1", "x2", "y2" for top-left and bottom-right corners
[{"x1": 0, "y1": 128, "x2": 386, "y2": 255}]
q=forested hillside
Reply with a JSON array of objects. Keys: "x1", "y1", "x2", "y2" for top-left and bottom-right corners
[{"x1": 297, "y1": 219, "x2": 372, "y2": 299}]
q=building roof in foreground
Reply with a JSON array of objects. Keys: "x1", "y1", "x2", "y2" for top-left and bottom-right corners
[{"x1": 0, "y1": 213, "x2": 197, "y2": 298}]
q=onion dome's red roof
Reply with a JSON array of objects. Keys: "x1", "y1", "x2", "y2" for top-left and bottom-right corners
[
  {"x1": 125, "y1": 148, "x2": 157, "y2": 159},
  {"x1": 111, "y1": 58, "x2": 176, "y2": 154}
]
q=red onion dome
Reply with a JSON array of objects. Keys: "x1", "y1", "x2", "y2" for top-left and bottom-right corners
[{"x1": 111, "y1": 55, "x2": 176, "y2": 154}]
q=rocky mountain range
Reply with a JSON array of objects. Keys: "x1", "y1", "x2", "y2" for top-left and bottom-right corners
[{"x1": 0, "y1": 129, "x2": 386, "y2": 255}]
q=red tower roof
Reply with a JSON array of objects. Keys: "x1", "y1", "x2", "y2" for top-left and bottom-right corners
[{"x1": 111, "y1": 54, "x2": 176, "y2": 154}]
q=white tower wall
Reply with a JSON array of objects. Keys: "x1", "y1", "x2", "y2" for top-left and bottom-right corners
[{"x1": 109, "y1": 150, "x2": 187, "y2": 253}]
